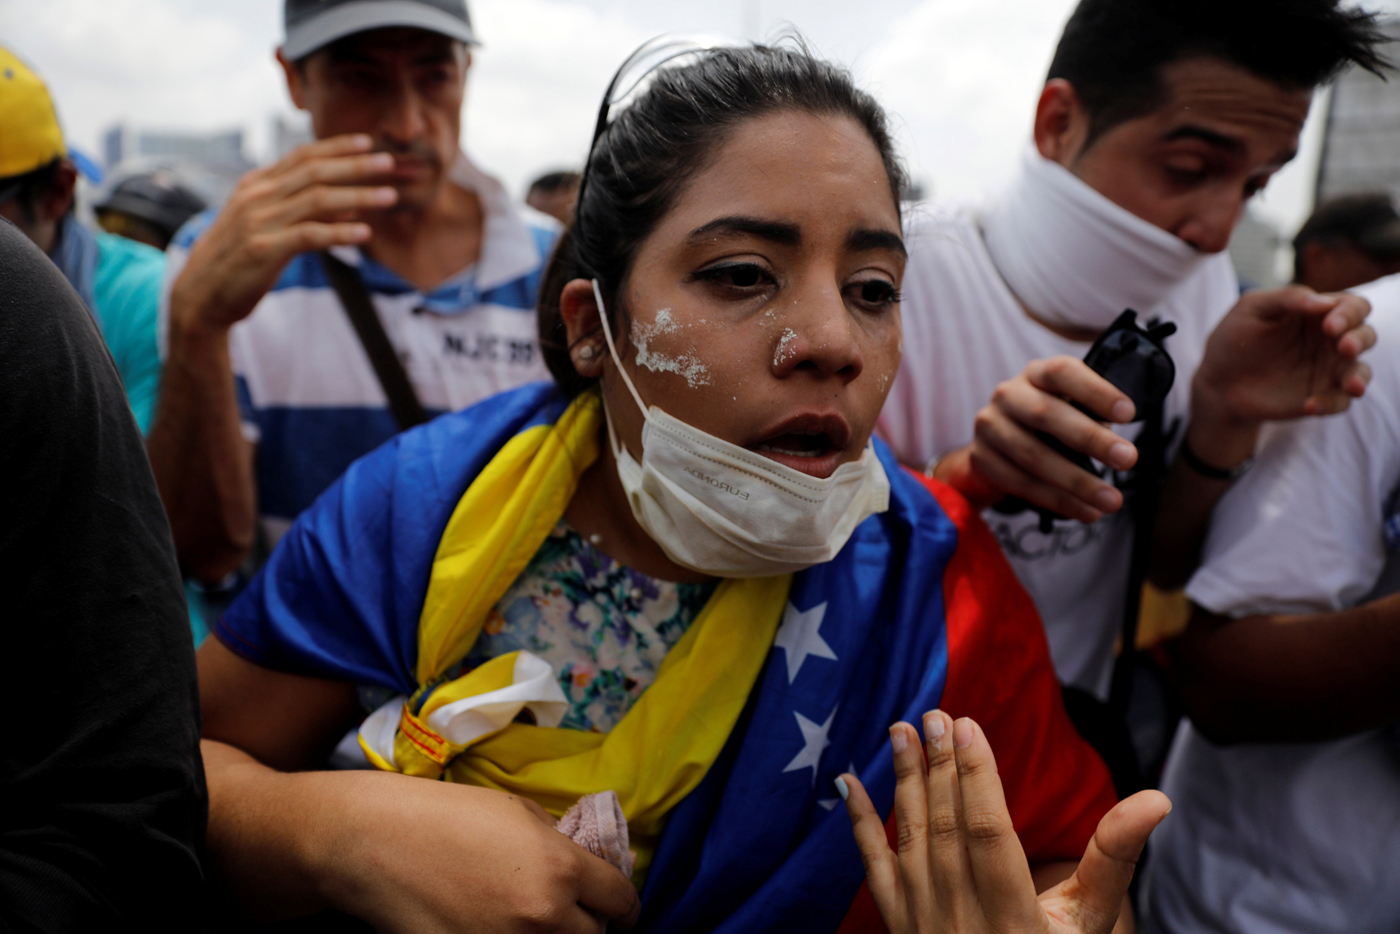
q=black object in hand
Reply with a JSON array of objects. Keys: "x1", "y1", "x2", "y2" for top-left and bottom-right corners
[{"x1": 995, "y1": 309, "x2": 1178, "y2": 532}]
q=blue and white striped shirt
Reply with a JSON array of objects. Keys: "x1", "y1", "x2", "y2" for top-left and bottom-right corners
[{"x1": 164, "y1": 153, "x2": 558, "y2": 544}]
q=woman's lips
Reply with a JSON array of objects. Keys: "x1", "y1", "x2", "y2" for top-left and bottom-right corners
[
  {"x1": 747, "y1": 413, "x2": 854, "y2": 479},
  {"x1": 753, "y1": 444, "x2": 846, "y2": 479}
]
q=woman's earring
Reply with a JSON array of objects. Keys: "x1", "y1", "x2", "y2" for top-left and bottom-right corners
[{"x1": 576, "y1": 343, "x2": 600, "y2": 362}]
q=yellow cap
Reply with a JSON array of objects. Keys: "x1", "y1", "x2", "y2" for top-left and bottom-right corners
[{"x1": 0, "y1": 46, "x2": 66, "y2": 181}]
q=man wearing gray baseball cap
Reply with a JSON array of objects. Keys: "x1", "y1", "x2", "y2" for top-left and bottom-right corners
[
  {"x1": 148, "y1": 0, "x2": 557, "y2": 593},
  {"x1": 281, "y1": 0, "x2": 478, "y2": 60}
]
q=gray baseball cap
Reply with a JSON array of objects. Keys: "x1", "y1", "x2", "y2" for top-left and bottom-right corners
[{"x1": 282, "y1": 0, "x2": 477, "y2": 61}]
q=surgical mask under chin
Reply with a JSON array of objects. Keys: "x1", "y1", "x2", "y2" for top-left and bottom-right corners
[
  {"x1": 591, "y1": 280, "x2": 890, "y2": 578},
  {"x1": 981, "y1": 147, "x2": 1209, "y2": 332}
]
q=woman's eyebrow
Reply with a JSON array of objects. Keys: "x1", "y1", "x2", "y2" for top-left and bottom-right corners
[
  {"x1": 687, "y1": 216, "x2": 802, "y2": 246},
  {"x1": 846, "y1": 228, "x2": 907, "y2": 258}
]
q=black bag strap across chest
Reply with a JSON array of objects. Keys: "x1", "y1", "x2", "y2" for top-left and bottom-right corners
[{"x1": 318, "y1": 250, "x2": 429, "y2": 431}]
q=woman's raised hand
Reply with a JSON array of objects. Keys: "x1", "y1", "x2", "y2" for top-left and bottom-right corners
[{"x1": 840, "y1": 711, "x2": 1170, "y2": 934}]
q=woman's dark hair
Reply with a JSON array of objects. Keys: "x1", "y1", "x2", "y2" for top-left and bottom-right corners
[
  {"x1": 1048, "y1": 0, "x2": 1389, "y2": 147},
  {"x1": 537, "y1": 43, "x2": 907, "y2": 396}
]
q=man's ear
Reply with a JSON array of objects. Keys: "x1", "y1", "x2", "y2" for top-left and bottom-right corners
[
  {"x1": 1298, "y1": 240, "x2": 1328, "y2": 284},
  {"x1": 1033, "y1": 79, "x2": 1091, "y2": 166},
  {"x1": 277, "y1": 48, "x2": 309, "y2": 111},
  {"x1": 39, "y1": 161, "x2": 77, "y2": 223},
  {"x1": 560, "y1": 278, "x2": 607, "y2": 378}
]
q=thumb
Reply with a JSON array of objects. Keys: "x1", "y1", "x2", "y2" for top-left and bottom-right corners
[{"x1": 1063, "y1": 791, "x2": 1171, "y2": 930}]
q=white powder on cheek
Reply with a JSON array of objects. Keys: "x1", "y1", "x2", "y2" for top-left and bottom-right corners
[
  {"x1": 773, "y1": 328, "x2": 798, "y2": 367},
  {"x1": 630, "y1": 308, "x2": 712, "y2": 388}
]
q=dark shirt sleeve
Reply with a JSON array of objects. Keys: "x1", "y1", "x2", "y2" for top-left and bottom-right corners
[{"x1": 0, "y1": 219, "x2": 206, "y2": 930}]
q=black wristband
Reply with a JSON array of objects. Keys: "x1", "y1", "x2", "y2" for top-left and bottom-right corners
[{"x1": 1179, "y1": 437, "x2": 1253, "y2": 481}]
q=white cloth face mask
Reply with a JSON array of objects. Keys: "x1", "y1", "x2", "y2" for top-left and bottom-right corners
[
  {"x1": 981, "y1": 146, "x2": 1209, "y2": 332},
  {"x1": 590, "y1": 280, "x2": 890, "y2": 578}
]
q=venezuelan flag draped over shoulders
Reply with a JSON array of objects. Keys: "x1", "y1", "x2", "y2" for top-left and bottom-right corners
[{"x1": 219, "y1": 382, "x2": 1115, "y2": 934}]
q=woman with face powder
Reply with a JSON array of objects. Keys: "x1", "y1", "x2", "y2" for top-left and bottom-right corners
[{"x1": 195, "y1": 40, "x2": 1167, "y2": 934}]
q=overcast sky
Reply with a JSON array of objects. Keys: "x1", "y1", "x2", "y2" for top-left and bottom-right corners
[{"x1": 2, "y1": 0, "x2": 1397, "y2": 235}]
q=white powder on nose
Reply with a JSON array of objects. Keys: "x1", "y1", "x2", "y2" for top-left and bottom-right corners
[
  {"x1": 631, "y1": 308, "x2": 711, "y2": 388},
  {"x1": 773, "y1": 328, "x2": 798, "y2": 367}
]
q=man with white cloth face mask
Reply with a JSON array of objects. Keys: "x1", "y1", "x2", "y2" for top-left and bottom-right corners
[{"x1": 879, "y1": 0, "x2": 1384, "y2": 766}]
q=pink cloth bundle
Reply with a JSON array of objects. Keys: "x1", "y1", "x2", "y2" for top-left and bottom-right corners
[{"x1": 557, "y1": 790, "x2": 633, "y2": 878}]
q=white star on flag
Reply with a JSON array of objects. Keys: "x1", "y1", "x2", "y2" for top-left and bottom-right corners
[
  {"x1": 783, "y1": 705, "x2": 837, "y2": 786},
  {"x1": 774, "y1": 601, "x2": 837, "y2": 683}
]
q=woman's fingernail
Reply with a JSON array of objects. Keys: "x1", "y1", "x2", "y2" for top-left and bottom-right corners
[
  {"x1": 1094, "y1": 488, "x2": 1119, "y2": 512},
  {"x1": 924, "y1": 711, "x2": 946, "y2": 743},
  {"x1": 1109, "y1": 441, "x2": 1135, "y2": 467},
  {"x1": 1111, "y1": 399, "x2": 1135, "y2": 422},
  {"x1": 953, "y1": 718, "x2": 975, "y2": 749},
  {"x1": 835, "y1": 776, "x2": 850, "y2": 801},
  {"x1": 889, "y1": 724, "x2": 907, "y2": 753}
]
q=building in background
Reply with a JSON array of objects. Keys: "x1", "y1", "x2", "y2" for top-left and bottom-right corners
[
  {"x1": 101, "y1": 123, "x2": 255, "y2": 204},
  {"x1": 1317, "y1": 18, "x2": 1400, "y2": 204}
]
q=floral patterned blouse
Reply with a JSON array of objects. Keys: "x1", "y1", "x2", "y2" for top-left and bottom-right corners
[{"x1": 452, "y1": 521, "x2": 717, "y2": 733}]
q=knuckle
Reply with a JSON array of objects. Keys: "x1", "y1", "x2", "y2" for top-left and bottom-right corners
[
  {"x1": 962, "y1": 809, "x2": 1007, "y2": 843},
  {"x1": 927, "y1": 806, "x2": 961, "y2": 842},
  {"x1": 956, "y1": 753, "x2": 989, "y2": 780},
  {"x1": 894, "y1": 815, "x2": 929, "y2": 854},
  {"x1": 244, "y1": 236, "x2": 273, "y2": 264},
  {"x1": 965, "y1": 448, "x2": 1005, "y2": 487},
  {"x1": 513, "y1": 895, "x2": 570, "y2": 932},
  {"x1": 530, "y1": 845, "x2": 579, "y2": 890},
  {"x1": 228, "y1": 189, "x2": 258, "y2": 214},
  {"x1": 892, "y1": 755, "x2": 921, "y2": 779},
  {"x1": 1069, "y1": 473, "x2": 1103, "y2": 501},
  {"x1": 246, "y1": 205, "x2": 277, "y2": 231},
  {"x1": 973, "y1": 406, "x2": 999, "y2": 434},
  {"x1": 1041, "y1": 355, "x2": 1078, "y2": 383},
  {"x1": 925, "y1": 742, "x2": 956, "y2": 771},
  {"x1": 1076, "y1": 422, "x2": 1107, "y2": 453},
  {"x1": 1024, "y1": 394, "x2": 1052, "y2": 424}
]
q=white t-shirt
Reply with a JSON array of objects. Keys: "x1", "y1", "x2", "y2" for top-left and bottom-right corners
[
  {"x1": 1146, "y1": 275, "x2": 1400, "y2": 934},
  {"x1": 879, "y1": 202, "x2": 1238, "y2": 696}
]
